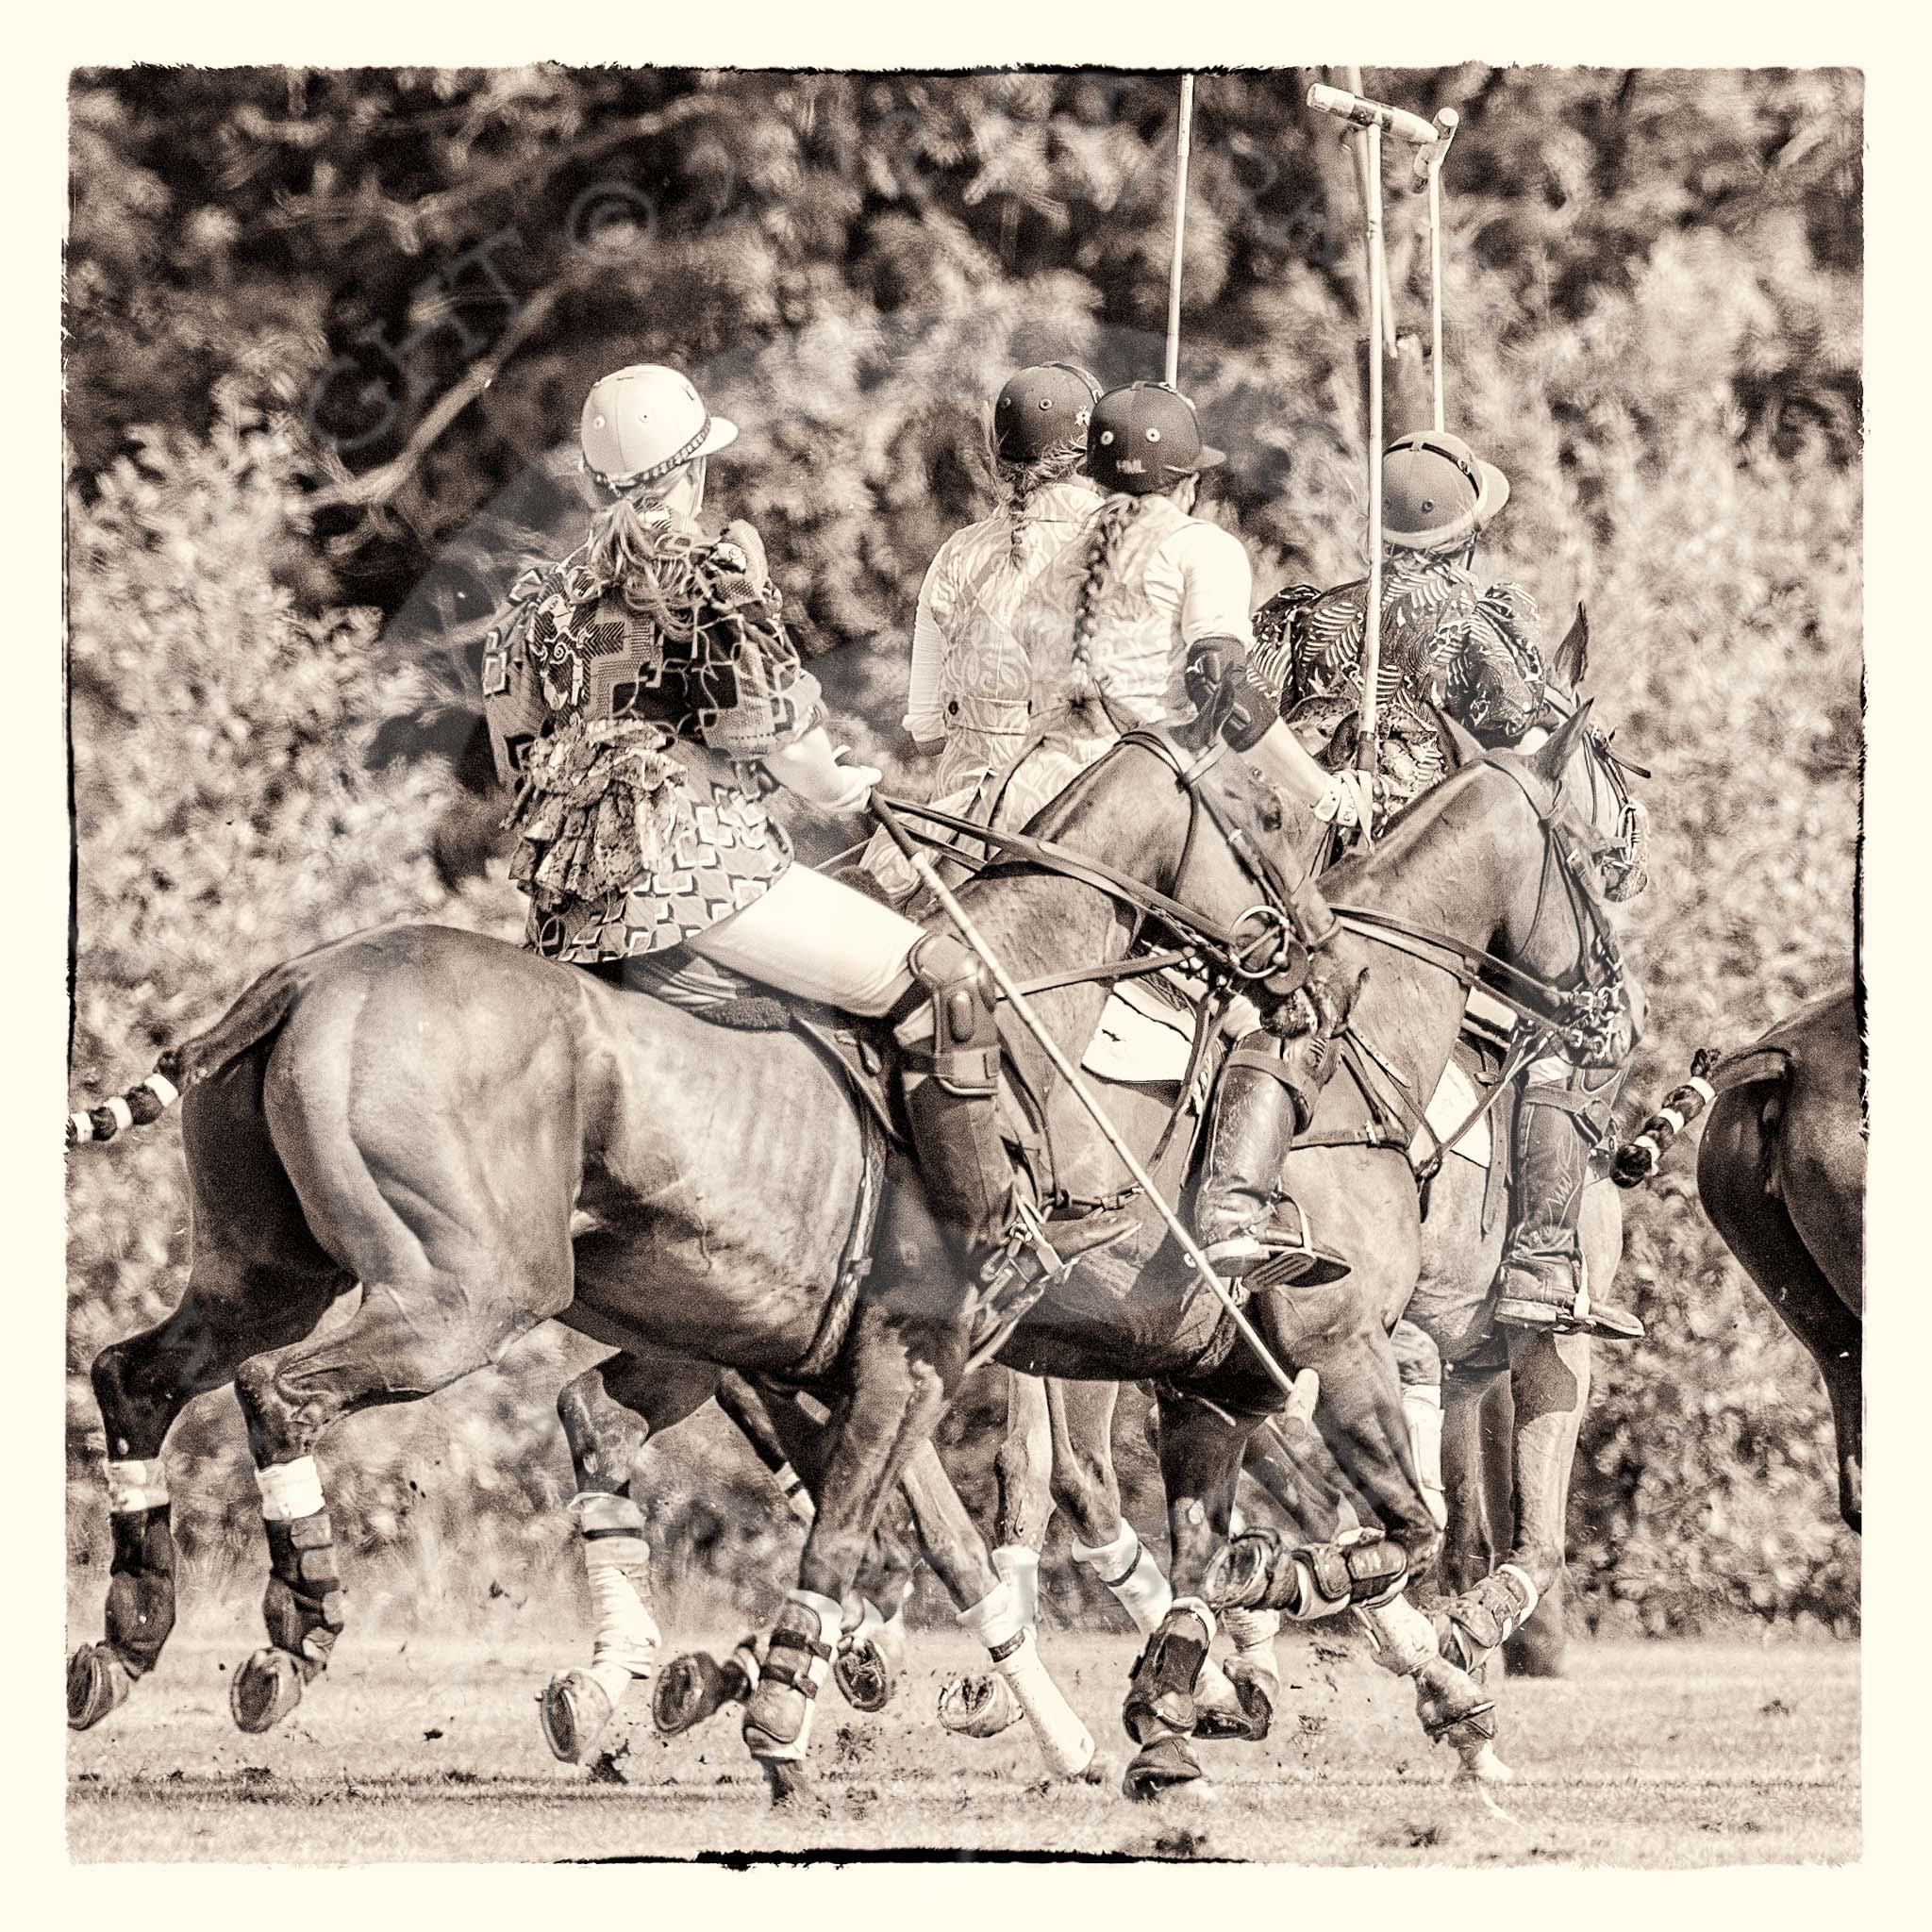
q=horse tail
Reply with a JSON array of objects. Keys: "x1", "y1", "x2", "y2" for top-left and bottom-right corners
[
  {"x1": 1611, "y1": 1043, "x2": 1792, "y2": 1189},
  {"x1": 66, "y1": 964, "x2": 300, "y2": 1149}
]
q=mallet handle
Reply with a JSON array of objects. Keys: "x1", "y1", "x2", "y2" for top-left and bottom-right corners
[{"x1": 1307, "y1": 83, "x2": 1440, "y2": 150}]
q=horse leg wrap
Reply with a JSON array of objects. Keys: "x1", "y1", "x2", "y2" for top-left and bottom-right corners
[
  {"x1": 773, "y1": 1461, "x2": 816, "y2": 1525},
  {"x1": 1124, "y1": 1598, "x2": 1215, "y2": 1745},
  {"x1": 1439, "y1": 1565, "x2": 1540, "y2": 1671},
  {"x1": 255, "y1": 1458, "x2": 343, "y2": 1675},
  {"x1": 1213, "y1": 1605, "x2": 1282, "y2": 1740},
  {"x1": 743, "y1": 1591, "x2": 840, "y2": 1762},
  {"x1": 102, "y1": 1461, "x2": 175, "y2": 1678},
  {"x1": 892, "y1": 932, "x2": 1015, "y2": 1256},
  {"x1": 1072, "y1": 1522, "x2": 1173, "y2": 1637},
  {"x1": 572, "y1": 1492, "x2": 660, "y2": 1707},
  {"x1": 1211, "y1": 1525, "x2": 1406, "y2": 1621},
  {"x1": 1358, "y1": 1594, "x2": 1497, "y2": 1741},
  {"x1": 1403, "y1": 1383, "x2": 1448, "y2": 1534},
  {"x1": 959, "y1": 1579, "x2": 1094, "y2": 1776},
  {"x1": 992, "y1": 1544, "x2": 1041, "y2": 1630}
]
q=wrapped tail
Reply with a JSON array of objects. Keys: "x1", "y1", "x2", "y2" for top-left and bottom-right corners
[
  {"x1": 67, "y1": 965, "x2": 298, "y2": 1149},
  {"x1": 1612, "y1": 1043, "x2": 1790, "y2": 1189}
]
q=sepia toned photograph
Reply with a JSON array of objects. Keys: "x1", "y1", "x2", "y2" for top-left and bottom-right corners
[{"x1": 62, "y1": 58, "x2": 1862, "y2": 1865}]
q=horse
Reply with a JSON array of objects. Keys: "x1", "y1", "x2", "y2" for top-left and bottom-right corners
[
  {"x1": 529, "y1": 699, "x2": 1630, "y2": 1792},
  {"x1": 929, "y1": 619, "x2": 1638, "y2": 1769},
  {"x1": 1617, "y1": 983, "x2": 1864, "y2": 1531},
  {"x1": 64, "y1": 716, "x2": 1475, "y2": 1797}
]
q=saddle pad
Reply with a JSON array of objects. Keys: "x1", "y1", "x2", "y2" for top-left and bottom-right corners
[
  {"x1": 1081, "y1": 976, "x2": 1196, "y2": 1085},
  {"x1": 1411, "y1": 1057, "x2": 1491, "y2": 1169}
]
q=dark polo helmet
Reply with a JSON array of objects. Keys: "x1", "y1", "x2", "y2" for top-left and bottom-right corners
[
  {"x1": 992, "y1": 362, "x2": 1104, "y2": 464},
  {"x1": 1087, "y1": 381, "x2": 1226, "y2": 495},
  {"x1": 1381, "y1": 431, "x2": 1511, "y2": 549}
]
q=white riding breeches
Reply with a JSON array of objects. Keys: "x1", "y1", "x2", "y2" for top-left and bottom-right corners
[{"x1": 683, "y1": 860, "x2": 924, "y2": 1018}]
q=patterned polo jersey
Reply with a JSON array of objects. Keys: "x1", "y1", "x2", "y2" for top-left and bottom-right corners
[
  {"x1": 1251, "y1": 550, "x2": 1548, "y2": 823},
  {"x1": 489, "y1": 510, "x2": 824, "y2": 964}
]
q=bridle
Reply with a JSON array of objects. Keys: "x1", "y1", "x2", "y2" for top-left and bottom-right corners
[
  {"x1": 1335, "y1": 733, "x2": 1632, "y2": 1049},
  {"x1": 1296, "y1": 733, "x2": 1637, "y2": 1187}
]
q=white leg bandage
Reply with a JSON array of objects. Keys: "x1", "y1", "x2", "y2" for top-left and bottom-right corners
[
  {"x1": 255, "y1": 1456, "x2": 325, "y2": 1523},
  {"x1": 106, "y1": 1457, "x2": 170, "y2": 1515},
  {"x1": 1072, "y1": 1522, "x2": 1173, "y2": 1636},
  {"x1": 1221, "y1": 1605, "x2": 1281, "y2": 1661},
  {"x1": 957, "y1": 1579, "x2": 1093, "y2": 1779},
  {"x1": 572, "y1": 1492, "x2": 659, "y2": 1707},
  {"x1": 991, "y1": 1544, "x2": 1041, "y2": 1629},
  {"x1": 1403, "y1": 1382, "x2": 1448, "y2": 1532}
]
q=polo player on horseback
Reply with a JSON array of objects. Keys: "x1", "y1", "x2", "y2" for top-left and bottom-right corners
[
  {"x1": 904, "y1": 361, "x2": 1107, "y2": 796},
  {"x1": 1006, "y1": 379, "x2": 1380, "y2": 1290},
  {"x1": 1251, "y1": 430, "x2": 1649, "y2": 1341},
  {"x1": 482, "y1": 362, "x2": 1026, "y2": 1286}
]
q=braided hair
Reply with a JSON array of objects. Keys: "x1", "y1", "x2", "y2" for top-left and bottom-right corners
[
  {"x1": 1070, "y1": 491, "x2": 1146, "y2": 686},
  {"x1": 989, "y1": 429, "x2": 1089, "y2": 569}
]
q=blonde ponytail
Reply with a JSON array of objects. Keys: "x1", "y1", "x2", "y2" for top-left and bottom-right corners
[{"x1": 581, "y1": 477, "x2": 705, "y2": 640}]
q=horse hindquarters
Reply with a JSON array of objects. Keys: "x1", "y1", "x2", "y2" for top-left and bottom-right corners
[
  {"x1": 220, "y1": 966, "x2": 582, "y2": 1731},
  {"x1": 1699, "y1": 1085, "x2": 1863, "y2": 1532},
  {"x1": 71, "y1": 1041, "x2": 353, "y2": 1732}
]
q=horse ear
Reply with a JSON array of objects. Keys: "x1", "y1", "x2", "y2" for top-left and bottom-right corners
[
  {"x1": 1552, "y1": 604, "x2": 1590, "y2": 690},
  {"x1": 1440, "y1": 709, "x2": 1487, "y2": 770},
  {"x1": 1530, "y1": 695, "x2": 1594, "y2": 784}
]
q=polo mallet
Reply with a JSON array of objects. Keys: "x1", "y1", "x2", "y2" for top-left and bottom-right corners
[
  {"x1": 868, "y1": 793, "x2": 1302, "y2": 1405},
  {"x1": 1307, "y1": 81, "x2": 1452, "y2": 837},
  {"x1": 1164, "y1": 74, "x2": 1196, "y2": 388},
  {"x1": 1412, "y1": 108, "x2": 1460, "y2": 431},
  {"x1": 1341, "y1": 67, "x2": 1396, "y2": 361}
]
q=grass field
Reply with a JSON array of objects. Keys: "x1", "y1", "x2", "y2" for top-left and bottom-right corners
[{"x1": 66, "y1": 1601, "x2": 1858, "y2": 1866}]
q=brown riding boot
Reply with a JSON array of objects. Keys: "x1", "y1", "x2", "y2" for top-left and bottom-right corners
[
  {"x1": 1196, "y1": 1038, "x2": 1349, "y2": 1291},
  {"x1": 1493, "y1": 1074, "x2": 1643, "y2": 1341}
]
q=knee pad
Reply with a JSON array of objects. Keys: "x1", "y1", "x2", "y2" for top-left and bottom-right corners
[{"x1": 894, "y1": 933, "x2": 1000, "y2": 1095}]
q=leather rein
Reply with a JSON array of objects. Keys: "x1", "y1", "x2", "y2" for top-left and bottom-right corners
[{"x1": 1304, "y1": 745, "x2": 1637, "y2": 1185}]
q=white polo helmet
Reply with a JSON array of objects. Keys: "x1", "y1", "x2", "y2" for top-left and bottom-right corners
[{"x1": 579, "y1": 364, "x2": 739, "y2": 491}]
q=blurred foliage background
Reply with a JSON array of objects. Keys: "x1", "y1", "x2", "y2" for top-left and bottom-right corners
[{"x1": 66, "y1": 65, "x2": 1860, "y2": 1640}]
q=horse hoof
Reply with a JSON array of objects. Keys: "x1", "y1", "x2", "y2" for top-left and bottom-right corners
[
  {"x1": 758, "y1": 1755, "x2": 822, "y2": 1809},
  {"x1": 1123, "y1": 1734, "x2": 1210, "y2": 1802},
  {"x1": 652, "y1": 1652, "x2": 736, "y2": 1737},
  {"x1": 1203, "y1": 1530, "x2": 1277, "y2": 1613},
  {"x1": 833, "y1": 1635, "x2": 893, "y2": 1713},
  {"x1": 230, "y1": 1647, "x2": 305, "y2": 1735},
  {"x1": 67, "y1": 1643, "x2": 132, "y2": 1731},
  {"x1": 1213, "y1": 1663, "x2": 1276, "y2": 1744},
  {"x1": 1454, "y1": 1739, "x2": 1516, "y2": 1784},
  {"x1": 541, "y1": 1669, "x2": 617, "y2": 1764},
  {"x1": 938, "y1": 1671, "x2": 1024, "y2": 1739},
  {"x1": 1413, "y1": 1656, "x2": 1495, "y2": 1740}
]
